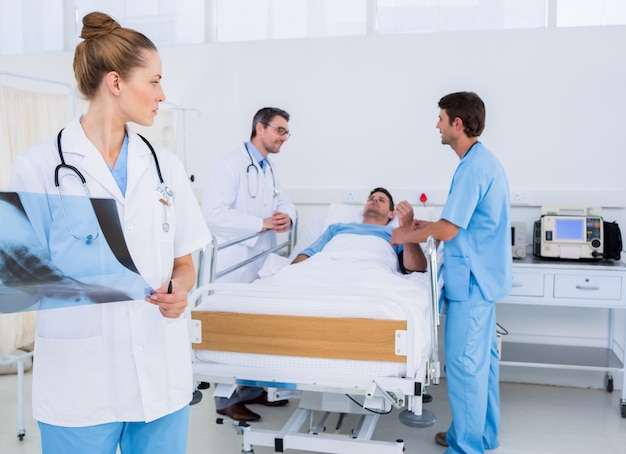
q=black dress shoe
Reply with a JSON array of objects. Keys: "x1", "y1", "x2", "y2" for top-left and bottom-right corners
[
  {"x1": 435, "y1": 432, "x2": 449, "y2": 447},
  {"x1": 243, "y1": 390, "x2": 288, "y2": 407},
  {"x1": 217, "y1": 403, "x2": 261, "y2": 422}
]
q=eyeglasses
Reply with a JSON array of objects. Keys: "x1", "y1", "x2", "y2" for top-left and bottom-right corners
[{"x1": 264, "y1": 123, "x2": 291, "y2": 138}]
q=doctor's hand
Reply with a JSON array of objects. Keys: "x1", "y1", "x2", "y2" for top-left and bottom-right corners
[
  {"x1": 413, "y1": 219, "x2": 433, "y2": 230},
  {"x1": 262, "y1": 211, "x2": 292, "y2": 233},
  {"x1": 391, "y1": 226, "x2": 412, "y2": 246},
  {"x1": 146, "y1": 280, "x2": 188, "y2": 319}
]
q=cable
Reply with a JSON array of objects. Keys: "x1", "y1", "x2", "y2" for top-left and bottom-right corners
[
  {"x1": 496, "y1": 322, "x2": 509, "y2": 336},
  {"x1": 344, "y1": 394, "x2": 392, "y2": 415}
]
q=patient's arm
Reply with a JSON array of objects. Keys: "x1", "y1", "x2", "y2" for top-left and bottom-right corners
[
  {"x1": 290, "y1": 225, "x2": 336, "y2": 265},
  {"x1": 400, "y1": 243, "x2": 427, "y2": 273},
  {"x1": 394, "y1": 201, "x2": 427, "y2": 273},
  {"x1": 291, "y1": 253, "x2": 310, "y2": 264}
]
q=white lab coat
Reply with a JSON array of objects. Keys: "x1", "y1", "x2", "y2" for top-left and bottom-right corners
[
  {"x1": 9, "y1": 117, "x2": 211, "y2": 426},
  {"x1": 201, "y1": 143, "x2": 296, "y2": 283}
]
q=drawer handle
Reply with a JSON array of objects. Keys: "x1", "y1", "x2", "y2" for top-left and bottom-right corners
[{"x1": 575, "y1": 285, "x2": 600, "y2": 291}]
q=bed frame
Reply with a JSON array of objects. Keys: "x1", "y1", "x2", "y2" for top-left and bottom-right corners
[
  {"x1": 189, "y1": 236, "x2": 441, "y2": 454},
  {"x1": 0, "y1": 349, "x2": 33, "y2": 441},
  {"x1": 192, "y1": 311, "x2": 406, "y2": 362},
  {"x1": 196, "y1": 219, "x2": 298, "y2": 287}
]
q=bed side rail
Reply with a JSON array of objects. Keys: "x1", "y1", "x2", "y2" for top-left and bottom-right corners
[
  {"x1": 196, "y1": 216, "x2": 298, "y2": 288},
  {"x1": 426, "y1": 235, "x2": 441, "y2": 385}
]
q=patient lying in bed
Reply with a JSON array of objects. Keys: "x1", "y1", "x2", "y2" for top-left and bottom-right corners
[
  {"x1": 291, "y1": 187, "x2": 427, "y2": 274},
  {"x1": 242, "y1": 187, "x2": 432, "y2": 315}
]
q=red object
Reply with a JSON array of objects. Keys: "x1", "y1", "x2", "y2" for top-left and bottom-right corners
[{"x1": 419, "y1": 193, "x2": 428, "y2": 206}]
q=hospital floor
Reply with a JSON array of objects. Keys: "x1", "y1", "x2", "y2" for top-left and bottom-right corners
[{"x1": 1, "y1": 372, "x2": 625, "y2": 454}]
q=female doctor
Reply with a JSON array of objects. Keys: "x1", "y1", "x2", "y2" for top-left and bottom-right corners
[
  {"x1": 9, "y1": 12, "x2": 210, "y2": 454},
  {"x1": 201, "y1": 107, "x2": 297, "y2": 284}
]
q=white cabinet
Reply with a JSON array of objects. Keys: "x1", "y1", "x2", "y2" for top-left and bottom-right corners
[{"x1": 498, "y1": 257, "x2": 626, "y2": 417}]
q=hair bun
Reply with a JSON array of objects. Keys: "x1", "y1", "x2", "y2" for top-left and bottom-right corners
[{"x1": 80, "y1": 11, "x2": 121, "y2": 40}]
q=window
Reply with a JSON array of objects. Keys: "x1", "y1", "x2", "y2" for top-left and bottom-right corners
[
  {"x1": 376, "y1": 0, "x2": 549, "y2": 33},
  {"x1": 0, "y1": 0, "x2": 64, "y2": 55},
  {"x1": 74, "y1": 0, "x2": 205, "y2": 46},
  {"x1": 0, "y1": 0, "x2": 624, "y2": 56},
  {"x1": 557, "y1": 0, "x2": 626, "y2": 27},
  {"x1": 0, "y1": 0, "x2": 205, "y2": 56},
  {"x1": 214, "y1": 0, "x2": 367, "y2": 42}
]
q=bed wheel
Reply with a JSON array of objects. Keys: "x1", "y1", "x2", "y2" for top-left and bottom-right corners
[
  {"x1": 620, "y1": 401, "x2": 626, "y2": 418},
  {"x1": 398, "y1": 408, "x2": 437, "y2": 428},
  {"x1": 605, "y1": 374, "x2": 614, "y2": 393},
  {"x1": 17, "y1": 432, "x2": 25, "y2": 441},
  {"x1": 241, "y1": 450, "x2": 254, "y2": 454}
]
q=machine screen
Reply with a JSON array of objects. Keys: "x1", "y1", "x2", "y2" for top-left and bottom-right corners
[{"x1": 554, "y1": 218, "x2": 584, "y2": 241}]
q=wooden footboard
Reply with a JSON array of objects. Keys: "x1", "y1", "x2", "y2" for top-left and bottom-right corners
[{"x1": 191, "y1": 311, "x2": 407, "y2": 362}]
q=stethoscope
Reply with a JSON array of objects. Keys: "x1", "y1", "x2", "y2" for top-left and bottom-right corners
[
  {"x1": 55, "y1": 129, "x2": 173, "y2": 244},
  {"x1": 244, "y1": 142, "x2": 278, "y2": 199}
]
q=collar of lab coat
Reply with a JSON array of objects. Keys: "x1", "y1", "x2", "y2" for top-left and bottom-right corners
[{"x1": 59, "y1": 118, "x2": 155, "y2": 205}]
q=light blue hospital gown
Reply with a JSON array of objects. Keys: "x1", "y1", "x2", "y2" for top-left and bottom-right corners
[
  {"x1": 440, "y1": 141, "x2": 512, "y2": 454},
  {"x1": 299, "y1": 222, "x2": 402, "y2": 257}
]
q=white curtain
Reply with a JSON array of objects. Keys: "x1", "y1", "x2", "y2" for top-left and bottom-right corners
[
  {"x1": 0, "y1": 84, "x2": 72, "y2": 190},
  {"x1": 0, "y1": 83, "x2": 72, "y2": 358},
  {"x1": 0, "y1": 312, "x2": 37, "y2": 358}
]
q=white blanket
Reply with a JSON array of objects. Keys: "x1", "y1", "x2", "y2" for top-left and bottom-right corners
[{"x1": 194, "y1": 233, "x2": 433, "y2": 377}]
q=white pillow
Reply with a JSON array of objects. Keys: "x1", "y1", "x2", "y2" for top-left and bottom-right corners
[{"x1": 323, "y1": 203, "x2": 362, "y2": 228}]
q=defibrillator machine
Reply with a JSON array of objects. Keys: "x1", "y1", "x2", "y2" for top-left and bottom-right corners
[{"x1": 534, "y1": 206, "x2": 605, "y2": 260}]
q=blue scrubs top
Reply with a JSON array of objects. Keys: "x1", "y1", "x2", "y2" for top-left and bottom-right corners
[
  {"x1": 440, "y1": 142, "x2": 512, "y2": 302},
  {"x1": 109, "y1": 133, "x2": 129, "y2": 196}
]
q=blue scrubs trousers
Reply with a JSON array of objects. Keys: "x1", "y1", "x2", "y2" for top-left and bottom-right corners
[
  {"x1": 444, "y1": 277, "x2": 500, "y2": 454},
  {"x1": 39, "y1": 405, "x2": 189, "y2": 454}
]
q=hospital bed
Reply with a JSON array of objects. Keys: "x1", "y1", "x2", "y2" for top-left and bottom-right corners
[{"x1": 188, "y1": 207, "x2": 442, "y2": 453}]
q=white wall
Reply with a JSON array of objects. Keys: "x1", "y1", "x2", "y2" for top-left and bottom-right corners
[
  {"x1": 2, "y1": 24, "x2": 625, "y2": 389},
  {"x1": 169, "y1": 25, "x2": 626, "y2": 203}
]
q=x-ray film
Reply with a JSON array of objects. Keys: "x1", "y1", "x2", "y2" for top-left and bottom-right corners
[{"x1": 0, "y1": 191, "x2": 151, "y2": 313}]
